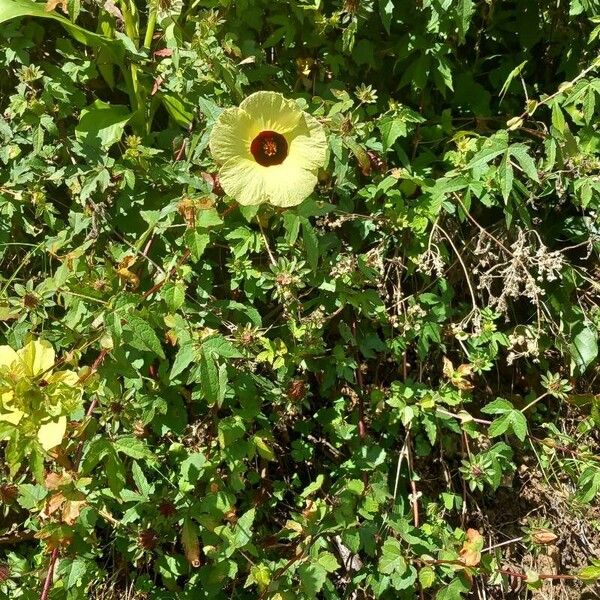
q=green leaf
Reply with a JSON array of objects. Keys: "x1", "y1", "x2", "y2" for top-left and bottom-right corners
[
  {"x1": 379, "y1": 115, "x2": 406, "y2": 151},
  {"x1": 113, "y1": 436, "x2": 154, "y2": 461},
  {"x1": 161, "y1": 94, "x2": 194, "y2": 128},
  {"x1": 419, "y1": 566, "x2": 436, "y2": 589},
  {"x1": 499, "y1": 60, "x2": 528, "y2": 100},
  {"x1": 435, "y1": 576, "x2": 470, "y2": 599},
  {"x1": 200, "y1": 350, "x2": 222, "y2": 406},
  {"x1": 301, "y1": 219, "x2": 319, "y2": 272},
  {"x1": 162, "y1": 282, "x2": 185, "y2": 311},
  {"x1": 125, "y1": 314, "x2": 165, "y2": 359},
  {"x1": 80, "y1": 438, "x2": 111, "y2": 473},
  {"x1": 571, "y1": 323, "x2": 599, "y2": 374},
  {"x1": 551, "y1": 103, "x2": 566, "y2": 134},
  {"x1": 181, "y1": 517, "x2": 201, "y2": 566},
  {"x1": 17, "y1": 484, "x2": 47, "y2": 509},
  {"x1": 218, "y1": 416, "x2": 245, "y2": 449},
  {"x1": 509, "y1": 145, "x2": 539, "y2": 182},
  {"x1": 232, "y1": 508, "x2": 255, "y2": 548},
  {"x1": 579, "y1": 563, "x2": 600, "y2": 582},
  {"x1": 75, "y1": 100, "x2": 131, "y2": 148},
  {"x1": 64, "y1": 558, "x2": 88, "y2": 589},
  {"x1": 317, "y1": 551, "x2": 340, "y2": 573},
  {"x1": 456, "y1": 0, "x2": 475, "y2": 43},
  {"x1": 171, "y1": 341, "x2": 197, "y2": 380},
  {"x1": 498, "y1": 150, "x2": 514, "y2": 202},
  {"x1": 196, "y1": 208, "x2": 223, "y2": 228},
  {"x1": 252, "y1": 435, "x2": 276, "y2": 461},
  {"x1": 184, "y1": 230, "x2": 210, "y2": 261},
  {"x1": 488, "y1": 414, "x2": 511, "y2": 438},
  {"x1": 508, "y1": 410, "x2": 528, "y2": 442},
  {"x1": 198, "y1": 96, "x2": 224, "y2": 123},
  {"x1": 487, "y1": 406, "x2": 527, "y2": 441},
  {"x1": 105, "y1": 450, "x2": 126, "y2": 496},
  {"x1": 583, "y1": 88, "x2": 596, "y2": 124},
  {"x1": 467, "y1": 137, "x2": 508, "y2": 170},
  {"x1": 179, "y1": 452, "x2": 207, "y2": 492},
  {"x1": 378, "y1": 538, "x2": 407, "y2": 575},
  {"x1": 301, "y1": 474, "x2": 324, "y2": 497},
  {"x1": 378, "y1": 0, "x2": 394, "y2": 34},
  {"x1": 202, "y1": 336, "x2": 243, "y2": 358},
  {"x1": 131, "y1": 461, "x2": 151, "y2": 497},
  {"x1": 481, "y1": 399, "x2": 514, "y2": 414},
  {"x1": 298, "y1": 563, "x2": 327, "y2": 597}
]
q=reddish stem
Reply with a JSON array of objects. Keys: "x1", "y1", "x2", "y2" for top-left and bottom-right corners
[
  {"x1": 40, "y1": 548, "x2": 59, "y2": 600},
  {"x1": 497, "y1": 568, "x2": 577, "y2": 581},
  {"x1": 423, "y1": 558, "x2": 578, "y2": 581}
]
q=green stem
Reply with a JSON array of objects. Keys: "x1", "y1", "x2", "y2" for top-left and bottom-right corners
[
  {"x1": 119, "y1": 0, "x2": 139, "y2": 45},
  {"x1": 144, "y1": 0, "x2": 157, "y2": 50},
  {"x1": 118, "y1": 0, "x2": 145, "y2": 132}
]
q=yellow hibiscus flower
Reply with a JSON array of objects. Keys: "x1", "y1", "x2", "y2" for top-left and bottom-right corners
[
  {"x1": 0, "y1": 340, "x2": 81, "y2": 451},
  {"x1": 209, "y1": 91, "x2": 327, "y2": 207}
]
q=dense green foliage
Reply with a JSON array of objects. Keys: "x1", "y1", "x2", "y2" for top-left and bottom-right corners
[{"x1": 1, "y1": 0, "x2": 600, "y2": 598}]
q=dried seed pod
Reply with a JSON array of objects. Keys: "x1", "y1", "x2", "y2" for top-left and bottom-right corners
[
  {"x1": 531, "y1": 528, "x2": 558, "y2": 545},
  {"x1": 287, "y1": 379, "x2": 306, "y2": 401}
]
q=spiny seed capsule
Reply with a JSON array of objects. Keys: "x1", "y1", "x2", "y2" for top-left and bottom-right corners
[
  {"x1": 158, "y1": 499, "x2": 177, "y2": 518},
  {"x1": 138, "y1": 529, "x2": 158, "y2": 550},
  {"x1": 287, "y1": 379, "x2": 306, "y2": 401}
]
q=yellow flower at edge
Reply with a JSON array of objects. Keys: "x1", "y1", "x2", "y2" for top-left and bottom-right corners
[
  {"x1": 209, "y1": 91, "x2": 327, "y2": 208},
  {"x1": 0, "y1": 340, "x2": 80, "y2": 451}
]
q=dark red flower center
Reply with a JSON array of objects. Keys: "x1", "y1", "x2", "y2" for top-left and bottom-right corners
[{"x1": 250, "y1": 130, "x2": 288, "y2": 167}]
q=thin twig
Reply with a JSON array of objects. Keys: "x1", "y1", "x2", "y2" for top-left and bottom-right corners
[
  {"x1": 520, "y1": 391, "x2": 549, "y2": 414},
  {"x1": 258, "y1": 219, "x2": 276, "y2": 266},
  {"x1": 436, "y1": 224, "x2": 478, "y2": 313},
  {"x1": 482, "y1": 536, "x2": 524, "y2": 553}
]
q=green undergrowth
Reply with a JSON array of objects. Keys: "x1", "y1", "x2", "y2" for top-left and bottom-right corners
[{"x1": 0, "y1": 0, "x2": 600, "y2": 598}]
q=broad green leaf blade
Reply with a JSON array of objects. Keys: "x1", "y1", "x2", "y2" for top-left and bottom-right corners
[
  {"x1": 75, "y1": 100, "x2": 131, "y2": 148},
  {"x1": 125, "y1": 314, "x2": 166, "y2": 359},
  {"x1": 456, "y1": 0, "x2": 475, "y2": 43},
  {"x1": 571, "y1": 323, "x2": 599, "y2": 374},
  {"x1": 498, "y1": 151, "x2": 514, "y2": 202},
  {"x1": 509, "y1": 145, "x2": 539, "y2": 182},
  {"x1": 0, "y1": 0, "x2": 122, "y2": 55}
]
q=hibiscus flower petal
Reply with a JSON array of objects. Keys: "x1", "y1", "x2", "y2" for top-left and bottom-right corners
[
  {"x1": 240, "y1": 91, "x2": 302, "y2": 134},
  {"x1": 287, "y1": 113, "x2": 327, "y2": 171},
  {"x1": 17, "y1": 340, "x2": 55, "y2": 378},
  {"x1": 209, "y1": 107, "x2": 256, "y2": 165},
  {"x1": 219, "y1": 157, "x2": 270, "y2": 206},
  {"x1": 0, "y1": 407, "x2": 24, "y2": 425},
  {"x1": 263, "y1": 162, "x2": 318, "y2": 208},
  {"x1": 0, "y1": 346, "x2": 18, "y2": 369},
  {"x1": 38, "y1": 416, "x2": 67, "y2": 451}
]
